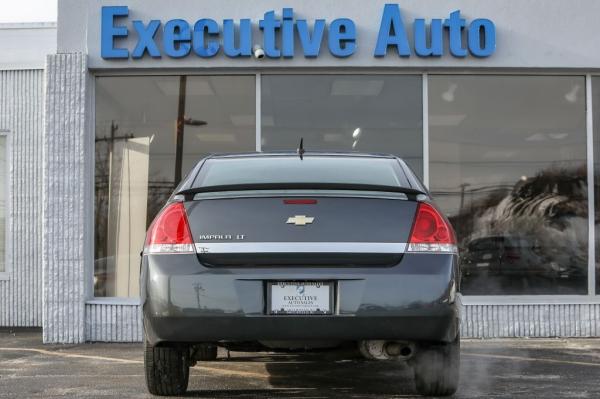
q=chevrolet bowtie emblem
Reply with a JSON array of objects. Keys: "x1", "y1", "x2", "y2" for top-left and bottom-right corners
[{"x1": 286, "y1": 215, "x2": 315, "y2": 226}]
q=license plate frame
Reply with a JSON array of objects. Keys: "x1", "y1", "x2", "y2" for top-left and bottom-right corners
[{"x1": 267, "y1": 281, "x2": 334, "y2": 315}]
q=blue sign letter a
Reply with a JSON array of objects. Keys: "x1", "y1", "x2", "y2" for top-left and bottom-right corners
[{"x1": 374, "y1": 4, "x2": 410, "y2": 57}]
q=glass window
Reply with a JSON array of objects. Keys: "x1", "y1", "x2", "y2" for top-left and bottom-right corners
[
  {"x1": 261, "y1": 75, "x2": 423, "y2": 178},
  {"x1": 193, "y1": 156, "x2": 408, "y2": 188},
  {"x1": 593, "y1": 77, "x2": 600, "y2": 294},
  {"x1": 95, "y1": 75, "x2": 255, "y2": 297},
  {"x1": 429, "y1": 75, "x2": 588, "y2": 295},
  {"x1": 0, "y1": 134, "x2": 5, "y2": 273}
]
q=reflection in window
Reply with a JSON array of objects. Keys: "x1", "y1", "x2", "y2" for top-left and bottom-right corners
[
  {"x1": 261, "y1": 75, "x2": 424, "y2": 178},
  {"x1": 0, "y1": 135, "x2": 5, "y2": 273},
  {"x1": 429, "y1": 76, "x2": 588, "y2": 295},
  {"x1": 94, "y1": 76, "x2": 256, "y2": 297},
  {"x1": 593, "y1": 77, "x2": 600, "y2": 294}
]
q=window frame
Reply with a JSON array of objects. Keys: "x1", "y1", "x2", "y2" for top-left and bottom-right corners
[{"x1": 0, "y1": 130, "x2": 11, "y2": 280}]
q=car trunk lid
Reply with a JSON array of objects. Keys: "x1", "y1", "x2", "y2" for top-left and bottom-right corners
[{"x1": 184, "y1": 194, "x2": 418, "y2": 267}]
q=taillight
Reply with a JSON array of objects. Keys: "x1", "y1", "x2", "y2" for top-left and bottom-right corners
[
  {"x1": 143, "y1": 202, "x2": 195, "y2": 255},
  {"x1": 407, "y1": 202, "x2": 457, "y2": 254}
]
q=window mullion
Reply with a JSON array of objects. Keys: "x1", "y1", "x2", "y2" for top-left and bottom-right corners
[{"x1": 586, "y1": 74, "x2": 596, "y2": 296}]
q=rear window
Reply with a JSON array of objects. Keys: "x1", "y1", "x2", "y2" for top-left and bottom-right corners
[{"x1": 193, "y1": 156, "x2": 409, "y2": 188}]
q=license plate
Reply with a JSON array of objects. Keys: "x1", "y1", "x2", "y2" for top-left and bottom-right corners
[{"x1": 268, "y1": 281, "x2": 333, "y2": 315}]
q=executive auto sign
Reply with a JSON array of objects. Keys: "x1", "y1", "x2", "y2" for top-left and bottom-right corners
[{"x1": 101, "y1": 4, "x2": 496, "y2": 60}]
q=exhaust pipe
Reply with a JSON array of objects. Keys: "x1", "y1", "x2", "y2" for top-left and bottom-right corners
[{"x1": 358, "y1": 340, "x2": 415, "y2": 361}]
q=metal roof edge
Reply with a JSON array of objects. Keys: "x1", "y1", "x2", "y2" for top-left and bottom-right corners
[{"x1": 0, "y1": 22, "x2": 57, "y2": 30}]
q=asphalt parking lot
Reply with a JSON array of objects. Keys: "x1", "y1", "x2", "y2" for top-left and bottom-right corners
[{"x1": 1, "y1": 330, "x2": 599, "y2": 398}]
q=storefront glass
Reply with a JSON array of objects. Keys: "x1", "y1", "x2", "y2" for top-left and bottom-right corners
[
  {"x1": 429, "y1": 75, "x2": 588, "y2": 295},
  {"x1": 94, "y1": 75, "x2": 255, "y2": 297},
  {"x1": 593, "y1": 76, "x2": 600, "y2": 294},
  {"x1": 261, "y1": 75, "x2": 424, "y2": 178},
  {"x1": 94, "y1": 73, "x2": 594, "y2": 298}
]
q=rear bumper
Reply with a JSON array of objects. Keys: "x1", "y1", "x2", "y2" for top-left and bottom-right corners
[
  {"x1": 141, "y1": 253, "x2": 460, "y2": 345},
  {"x1": 145, "y1": 311, "x2": 459, "y2": 344}
]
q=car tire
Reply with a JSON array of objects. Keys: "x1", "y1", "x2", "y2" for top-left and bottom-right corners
[
  {"x1": 412, "y1": 336, "x2": 460, "y2": 397},
  {"x1": 144, "y1": 340, "x2": 190, "y2": 396},
  {"x1": 195, "y1": 343, "x2": 218, "y2": 361}
]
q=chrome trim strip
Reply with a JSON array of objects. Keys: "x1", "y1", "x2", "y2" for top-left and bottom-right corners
[{"x1": 194, "y1": 242, "x2": 408, "y2": 254}]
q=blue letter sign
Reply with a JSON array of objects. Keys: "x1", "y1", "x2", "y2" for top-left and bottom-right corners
[
  {"x1": 193, "y1": 19, "x2": 220, "y2": 57},
  {"x1": 329, "y1": 18, "x2": 356, "y2": 58},
  {"x1": 131, "y1": 20, "x2": 161, "y2": 58},
  {"x1": 101, "y1": 6, "x2": 129, "y2": 59},
  {"x1": 374, "y1": 4, "x2": 411, "y2": 57},
  {"x1": 163, "y1": 19, "x2": 192, "y2": 58},
  {"x1": 100, "y1": 5, "x2": 496, "y2": 61},
  {"x1": 468, "y1": 19, "x2": 496, "y2": 57}
]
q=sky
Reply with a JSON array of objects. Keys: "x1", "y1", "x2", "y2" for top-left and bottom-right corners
[{"x1": 1, "y1": 0, "x2": 57, "y2": 23}]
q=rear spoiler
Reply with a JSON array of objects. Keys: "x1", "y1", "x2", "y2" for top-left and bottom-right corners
[{"x1": 176, "y1": 183, "x2": 427, "y2": 200}]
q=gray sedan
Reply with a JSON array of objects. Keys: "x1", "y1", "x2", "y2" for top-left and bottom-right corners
[{"x1": 140, "y1": 152, "x2": 460, "y2": 397}]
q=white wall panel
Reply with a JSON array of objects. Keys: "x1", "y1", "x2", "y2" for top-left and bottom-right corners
[
  {"x1": 0, "y1": 69, "x2": 44, "y2": 327},
  {"x1": 85, "y1": 302, "x2": 143, "y2": 342},
  {"x1": 461, "y1": 304, "x2": 600, "y2": 338}
]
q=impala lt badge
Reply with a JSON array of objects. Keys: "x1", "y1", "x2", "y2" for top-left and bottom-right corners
[
  {"x1": 198, "y1": 234, "x2": 246, "y2": 240},
  {"x1": 286, "y1": 215, "x2": 315, "y2": 226}
]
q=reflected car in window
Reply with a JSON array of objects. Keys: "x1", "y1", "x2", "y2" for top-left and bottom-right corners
[
  {"x1": 461, "y1": 236, "x2": 504, "y2": 275},
  {"x1": 462, "y1": 236, "x2": 552, "y2": 276},
  {"x1": 462, "y1": 234, "x2": 587, "y2": 295}
]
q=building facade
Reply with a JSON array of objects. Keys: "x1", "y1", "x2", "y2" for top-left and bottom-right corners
[{"x1": 2, "y1": 0, "x2": 600, "y2": 343}]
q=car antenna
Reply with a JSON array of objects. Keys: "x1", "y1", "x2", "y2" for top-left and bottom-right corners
[{"x1": 297, "y1": 137, "x2": 305, "y2": 160}]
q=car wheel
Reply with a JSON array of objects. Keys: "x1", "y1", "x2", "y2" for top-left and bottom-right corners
[
  {"x1": 144, "y1": 340, "x2": 190, "y2": 396},
  {"x1": 412, "y1": 336, "x2": 460, "y2": 397}
]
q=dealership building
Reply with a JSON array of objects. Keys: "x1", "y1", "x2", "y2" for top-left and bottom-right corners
[{"x1": 2, "y1": 0, "x2": 600, "y2": 343}]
